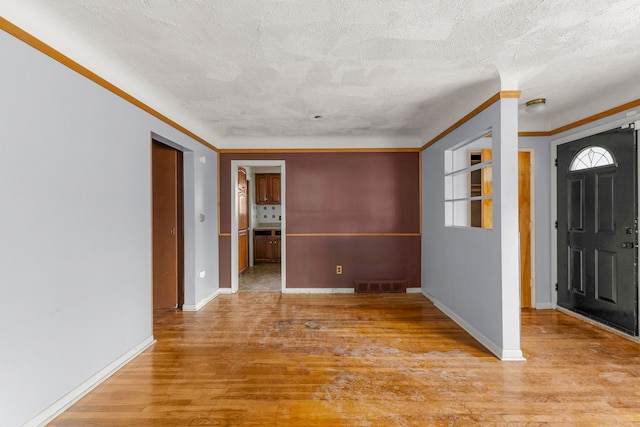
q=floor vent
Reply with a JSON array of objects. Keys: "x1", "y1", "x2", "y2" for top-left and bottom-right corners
[{"x1": 354, "y1": 280, "x2": 407, "y2": 294}]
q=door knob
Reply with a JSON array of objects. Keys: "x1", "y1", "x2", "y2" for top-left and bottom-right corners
[{"x1": 621, "y1": 242, "x2": 636, "y2": 248}]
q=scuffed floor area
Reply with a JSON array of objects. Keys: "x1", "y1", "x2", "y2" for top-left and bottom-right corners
[{"x1": 51, "y1": 293, "x2": 640, "y2": 426}]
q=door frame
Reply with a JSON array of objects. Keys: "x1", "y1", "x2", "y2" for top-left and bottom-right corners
[
  {"x1": 230, "y1": 160, "x2": 286, "y2": 293},
  {"x1": 550, "y1": 113, "x2": 640, "y2": 337}
]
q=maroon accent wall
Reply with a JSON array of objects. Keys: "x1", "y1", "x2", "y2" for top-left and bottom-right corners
[
  {"x1": 287, "y1": 236, "x2": 421, "y2": 288},
  {"x1": 219, "y1": 152, "x2": 421, "y2": 288}
]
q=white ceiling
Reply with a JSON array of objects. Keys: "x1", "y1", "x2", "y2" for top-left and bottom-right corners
[{"x1": 3, "y1": 0, "x2": 640, "y2": 148}]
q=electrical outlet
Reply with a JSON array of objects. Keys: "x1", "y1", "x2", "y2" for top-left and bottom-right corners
[{"x1": 336, "y1": 265, "x2": 342, "y2": 275}]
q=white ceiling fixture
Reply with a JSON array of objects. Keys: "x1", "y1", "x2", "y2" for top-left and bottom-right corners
[
  {"x1": 525, "y1": 98, "x2": 547, "y2": 114},
  {"x1": 2, "y1": 0, "x2": 640, "y2": 148}
]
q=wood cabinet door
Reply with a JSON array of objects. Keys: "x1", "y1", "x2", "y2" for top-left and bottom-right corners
[
  {"x1": 254, "y1": 235, "x2": 272, "y2": 262},
  {"x1": 273, "y1": 236, "x2": 281, "y2": 262},
  {"x1": 270, "y1": 175, "x2": 281, "y2": 204},
  {"x1": 255, "y1": 174, "x2": 269, "y2": 204}
]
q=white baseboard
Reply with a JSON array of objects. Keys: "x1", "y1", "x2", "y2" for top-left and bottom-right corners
[
  {"x1": 420, "y1": 290, "x2": 525, "y2": 361},
  {"x1": 406, "y1": 287, "x2": 422, "y2": 294},
  {"x1": 282, "y1": 287, "x2": 355, "y2": 294},
  {"x1": 25, "y1": 336, "x2": 156, "y2": 427},
  {"x1": 535, "y1": 302, "x2": 553, "y2": 309},
  {"x1": 183, "y1": 288, "x2": 232, "y2": 311}
]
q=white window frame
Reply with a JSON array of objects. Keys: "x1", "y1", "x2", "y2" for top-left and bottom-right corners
[{"x1": 444, "y1": 129, "x2": 492, "y2": 228}]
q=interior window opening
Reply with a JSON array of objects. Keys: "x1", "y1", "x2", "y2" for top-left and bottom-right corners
[{"x1": 444, "y1": 131, "x2": 493, "y2": 229}]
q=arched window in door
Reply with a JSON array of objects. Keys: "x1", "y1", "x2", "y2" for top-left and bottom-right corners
[{"x1": 569, "y1": 146, "x2": 616, "y2": 171}]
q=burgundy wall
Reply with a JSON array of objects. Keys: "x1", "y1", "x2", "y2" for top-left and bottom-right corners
[{"x1": 219, "y1": 152, "x2": 421, "y2": 288}]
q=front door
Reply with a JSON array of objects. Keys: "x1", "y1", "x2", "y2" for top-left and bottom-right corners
[{"x1": 557, "y1": 126, "x2": 638, "y2": 335}]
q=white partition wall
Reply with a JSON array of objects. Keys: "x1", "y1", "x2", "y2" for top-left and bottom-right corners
[
  {"x1": 0, "y1": 29, "x2": 219, "y2": 425},
  {"x1": 421, "y1": 95, "x2": 524, "y2": 360}
]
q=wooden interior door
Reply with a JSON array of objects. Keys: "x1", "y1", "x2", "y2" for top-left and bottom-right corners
[
  {"x1": 152, "y1": 141, "x2": 183, "y2": 309},
  {"x1": 519, "y1": 151, "x2": 532, "y2": 308},
  {"x1": 238, "y1": 168, "x2": 248, "y2": 274},
  {"x1": 481, "y1": 149, "x2": 493, "y2": 229}
]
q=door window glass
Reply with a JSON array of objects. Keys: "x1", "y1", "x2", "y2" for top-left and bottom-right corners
[{"x1": 569, "y1": 146, "x2": 616, "y2": 171}]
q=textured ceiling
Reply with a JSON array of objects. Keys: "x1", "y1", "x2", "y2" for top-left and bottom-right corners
[{"x1": 3, "y1": 0, "x2": 640, "y2": 148}]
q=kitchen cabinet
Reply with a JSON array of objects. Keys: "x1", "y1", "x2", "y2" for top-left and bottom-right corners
[
  {"x1": 254, "y1": 229, "x2": 281, "y2": 262},
  {"x1": 255, "y1": 173, "x2": 280, "y2": 205}
]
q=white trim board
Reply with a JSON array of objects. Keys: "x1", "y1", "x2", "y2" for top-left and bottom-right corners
[
  {"x1": 419, "y1": 290, "x2": 526, "y2": 361},
  {"x1": 24, "y1": 336, "x2": 156, "y2": 427},
  {"x1": 182, "y1": 287, "x2": 232, "y2": 311}
]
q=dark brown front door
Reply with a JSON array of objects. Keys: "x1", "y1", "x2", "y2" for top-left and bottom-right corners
[
  {"x1": 152, "y1": 140, "x2": 183, "y2": 309},
  {"x1": 557, "y1": 127, "x2": 637, "y2": 335}
]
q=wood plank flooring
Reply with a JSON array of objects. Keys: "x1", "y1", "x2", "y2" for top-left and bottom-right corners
[{"x1": 50, "y1": 293, "x2": 640, "y2": 426}]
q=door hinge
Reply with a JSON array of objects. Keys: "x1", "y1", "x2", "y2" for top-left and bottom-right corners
[
  {"x1": 554, "y1": 220, "x2": 558, "y2": 229},
  {"x1": 555, "y1": 283, "x2": 559, "y2": 291},
  {"x1": 554, "y1": 158, "x2": 558, "y2": 167}
]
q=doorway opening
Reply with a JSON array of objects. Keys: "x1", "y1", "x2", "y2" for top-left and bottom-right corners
[
  {"x1": 151, "y1": 139, "x2": 184, "y2": 310},
  {"x1": 230, "y1": 160, "x2": 286, "y2": 293},
  {"x1": 468, "y1": 148, "x2": 535, "y2": 307}
]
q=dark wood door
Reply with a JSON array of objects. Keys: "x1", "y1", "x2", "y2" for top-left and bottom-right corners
[
  {"x1": 557, "y1": 127, "x2": 637, "y2": 335},
  {"x1": 152, "y1": 141, "x2": 183, "y2": 309}
]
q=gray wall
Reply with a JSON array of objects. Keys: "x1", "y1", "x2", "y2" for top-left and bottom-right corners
[
  {"x1": 421, "y1": 97, "x2": 522, "y2": 360},
  {"x1": 0, "y1": 30, "x2": 218, "y2": 426}
]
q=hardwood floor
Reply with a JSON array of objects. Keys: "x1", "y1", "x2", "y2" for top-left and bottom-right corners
[{"x1": 50, "y1": 293, "x2": 640, "y2": 426}]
